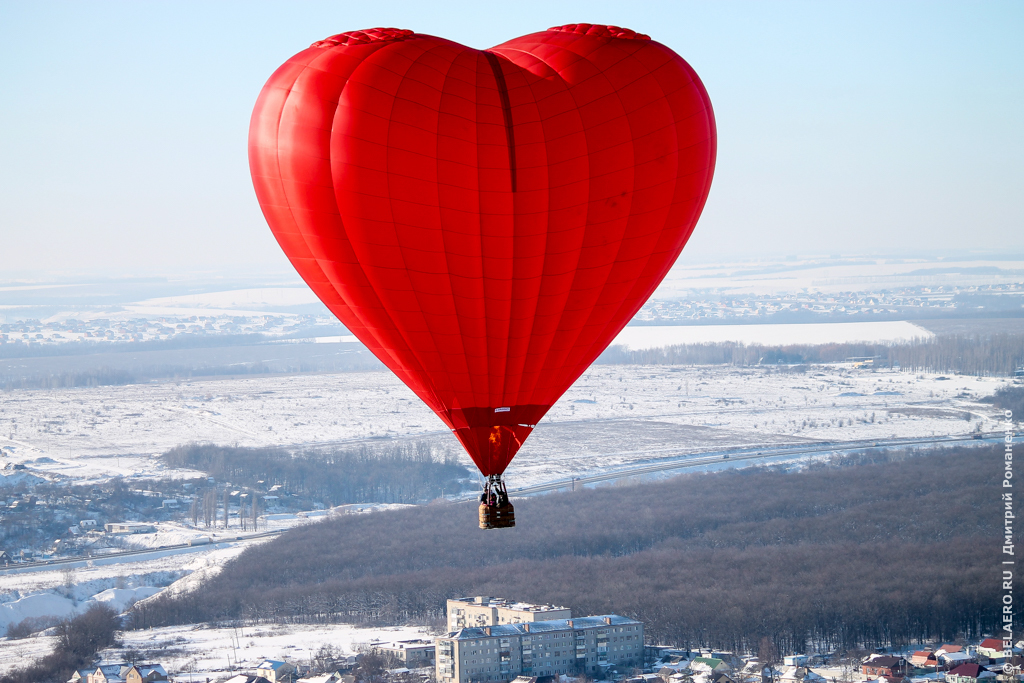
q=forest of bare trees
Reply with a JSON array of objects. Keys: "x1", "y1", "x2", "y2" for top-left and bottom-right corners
[
  {"x1": 598, "y1": 333, "x2": 1024, "y2": 376},
  {"x1": 163, "y1": 441, "x2": 471, "y2": 507},
  {"x1": 991, "y1": 385, "x2": 1024, "y2": 416},
  {"x1": 0, "y1": 604, "x2": 119, "y2": 683},
  {"x1": 132, "y1": 444, "x2": 1013, "y2": 655}
]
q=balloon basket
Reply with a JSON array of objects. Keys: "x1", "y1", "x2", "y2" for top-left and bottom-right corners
[{"x1": 479, "y1": 476, "x2": 516, "y2": 530}]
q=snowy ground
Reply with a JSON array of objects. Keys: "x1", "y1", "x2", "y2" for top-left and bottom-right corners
[
  {"x1": 111, "y1": 622, "x2": 430, "y2": 679},
  {"x1": 653, "y1": 256, "x2": 1024, "y2": 297},
  {"x1": 0, "y1": 616, "x2": 430, "y2": 678},
  {"x1": 0, "y1": 537, "x2": 264, "y2": 635},
  {"x1": 0, "y1": 359, "x2": 1014, "y2": 654},
  {"x1": 0, "y1": 363, "x2": 1010, "y2": 490},
  {"x1": 612, "y1": 320, "x2": 934, "y2": 349}
]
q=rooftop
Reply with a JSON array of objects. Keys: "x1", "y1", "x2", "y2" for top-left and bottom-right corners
[
  {"x1": 451, "y1": 596, "x2": 569, "y2": 613},
  {"x1": 447, "y1": 615, "x2": 641, "y2": 639}
]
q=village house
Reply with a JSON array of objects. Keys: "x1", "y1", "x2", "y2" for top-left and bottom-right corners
[
  {"x1": 938, "y1": 650, "x2": 976, "y2": 669},
  {"x1": 104, "y1": 522, "x2": 156, "y2": 534},
  {"x1": 977, "y1": 640, "x2": 1008, "y2": 662},
  {"x1": 656, "y1": 666, "x2": 687, "y2": 683},
  {"x1": 944, "y1": 664, "x2": 996, "y2": 683},
  {"x1": 223, "y1": 675, "x2": 272, "y2": 683},
  {"x1": 376, "y1": 639, "x2": 436, "y2": 667},
  {"x1": 911, "y1": 652, "x2": 938, "y2": 669},
  {"x1": 861, "y1": 656, "x2": 909, "y2": 679},
  {"x1": 627, "y1": 674, "x2": 664, "y2": 683},
  {"x1": 67, "y1": 664, "x2": 167, "y2": 683},
  {"x1": 707, "y1": 672, "x2": 737, "y2": 683},
  {"x1": 653, "y1": 652, "x2": 691, "y2": 674},
  {"x1": 256, "y1": 660, "x2": 296, "y2": 683},
  {"x1": 125, "y1": 665, "x2": 167, "y2": 683},
  {"x1": 691, "y1": 658, "x2": 732, "y2": 674},
  {"x1": 778, "y1": 667, "x2": 825, "y2": 683},
  {"x1": 296, "y1": 672, "x2": 348, "y2": 683}
]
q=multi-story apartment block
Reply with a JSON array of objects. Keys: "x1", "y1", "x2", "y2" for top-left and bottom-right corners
[
  {"x1": 436, "y1": 614, "x2": 644, "y2": 683},
  {"x1": 376, "y1": 639, "x2": 436, "y2": 667},
  {"x1": 447, "y1": 597, "x2": 573, "y2": 632}
]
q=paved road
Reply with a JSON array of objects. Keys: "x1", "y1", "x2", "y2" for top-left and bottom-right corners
[
  {"x1": 0, "y1": 530, "x2": 282, "y2": 575},
  {"x1": 4, "y1": 431, "x2": 1011, "y2": 573},
  {"x1": 506, "y1": 431, "x2": 1010, "y2": 497}
]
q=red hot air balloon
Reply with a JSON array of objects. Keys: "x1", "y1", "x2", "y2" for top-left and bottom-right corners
[{"x1": 249, "y1": 24, "x2": 716, "y2": 527}]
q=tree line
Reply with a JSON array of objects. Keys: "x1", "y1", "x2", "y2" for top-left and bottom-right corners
[
  {"x1": 0, "y1": 604, "x2": 119, "y2": 683},
  {"x1": 162, "y1": 441, "x2": 471, "y2": 507},
  {"x1": 598, "y1": 332, "x2": 1024, "y2": 376},
  {"x1": 991, "y1": 385, "x2": 1024, "y2": 416},
  {"x1": 132, "y1": 445, "x2": 1014, "y2": 653}
]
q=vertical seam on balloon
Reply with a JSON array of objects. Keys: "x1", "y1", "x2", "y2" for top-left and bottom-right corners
[
  {"x1": 483, "y1": 51, "x2": 517, "y2": 193},
  {"x1": 274, "y1": 53, "x2": 373, "y2": 338},
  {"x1": 533, "y1": 43, "x2": 644, "y2": 384},
  {"x1": 307, "y1": 48, "x2": 435, "y2": 394},
  {"x1": 378, "y1": 43, "x2": 459, "y2": 417},
  {"x1": 268, "y1": 56, "x2": 363, "y2": 351},
  {"x1": 483, "y1": 49, "x2": 548, "y2": 417},
  {"x1": 489, "y1": 47, "x2": 590, "y2": 404},
  {"x1": 474, "y1": 52, "x2": 496, "y2": 472},
  {"x1": 432, "y1": 47, "x2": 478, "y2": 425},
  {"x1": 489, "y1": 45, "x2": 605, "y2": 403},
  {"x1": 335, "y1": 42, "x2": 452, "y2": 417},
  {"x1": 498, "y1": 63, "x2": 548, "y2": 410},
  {"x1": 480, "y1": 51, "x2": 514, "y2": 418},
  {"x1": 573, "y1": 51, "x2": 678, "y2": 374}
]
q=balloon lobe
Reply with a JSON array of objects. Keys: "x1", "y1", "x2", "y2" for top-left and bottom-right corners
[{"x1": 249, "y1": 25, "x2": 716, "y2": 477}]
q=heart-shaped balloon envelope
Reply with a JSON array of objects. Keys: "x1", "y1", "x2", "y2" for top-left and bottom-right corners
[{"x1": 249, "y1": 24, "x2": 716, "y2": 477}]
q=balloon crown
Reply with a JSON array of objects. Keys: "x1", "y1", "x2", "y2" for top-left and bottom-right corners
[
  {"x1": 548, "y1": 24, "x2": 650, "y2": 40},
  {"x1": 311, "y1": 28, "x2": 415, "y2": 48}
]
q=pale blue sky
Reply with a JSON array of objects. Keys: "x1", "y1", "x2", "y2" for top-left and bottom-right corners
[{"x1": 1, "y1": 1, "x2": 1021, "y2": 276}]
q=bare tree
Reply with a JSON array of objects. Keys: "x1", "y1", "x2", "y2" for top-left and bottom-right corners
[
  {"x1": 312, "y1": 643, "x2": 342, "y2": 673},
  {"x1": 203, "y1": 489, "x2": 216, "y2": 527},
  {"x1": 223, "y1": 487, "x2": 230, "y2": 529},
  {"x1": 759, "y1": 638, "x2": 778, "y2": 683},
  {"x1": 251, "y1": 495, "x2": 261, "y2": 531}
]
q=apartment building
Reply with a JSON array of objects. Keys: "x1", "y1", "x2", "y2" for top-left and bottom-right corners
[
  {"x1": 447, "y1": 597, "x2": 572, "y2": 632},
  {"x1": 376, "y1": 639, "x2": 437, "y2": 667},
  {"x1": 436, "y1": 614, "x2": 644, "y2": 683}
]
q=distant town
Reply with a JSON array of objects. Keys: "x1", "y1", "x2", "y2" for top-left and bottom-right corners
[
  {"x1": 1, "y1": 281, "x2": 1022, "y2": 351},
  {"x1": 63, "y1": 597, "x2": 1021, "y2": 683}
]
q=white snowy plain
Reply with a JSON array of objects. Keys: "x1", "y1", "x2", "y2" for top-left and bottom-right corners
[
  {"x1": 612, "y1": 320, "x2": 934, "y2": 349},
  {"x1": 0, "y1": 360, "x2": 1014, "y2": 670},
  {"x1": 0, "y1": 363, "x2": 1009, "y2": 490}
]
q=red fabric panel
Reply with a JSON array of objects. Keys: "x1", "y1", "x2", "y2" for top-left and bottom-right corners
[{"x1": 249, "y1": 25, "x2": 716, "y2": 476}]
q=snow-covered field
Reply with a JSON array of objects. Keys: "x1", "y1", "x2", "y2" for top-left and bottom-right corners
[
  {"x1": 0, "y1": 364, "x2": 1009, "y2": 490},
  {"x1": 613, "y1": 320, "x2": 934, "y2": 349},
  {"x1": 0, "y1": 518, "x2": 416, "y2": 673},
  {"x1": 0, "y1": 537, "x2": 263, "y2": 634},
  {"x1": 653, "y1": 256, "x2": 1024, "y2": 296},
  {"x1": 0, "y1": 614, "x2": 429, "y2": 677},
  {"x1": 109, "y1": 622, "x2": 430, "y2": 679},
  {"x1": 0, "y1": 359, "x2": 1013, "y2": 659},
  {"x1": 125, "y1": 287, "x2": 321, "y2": 318}
]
